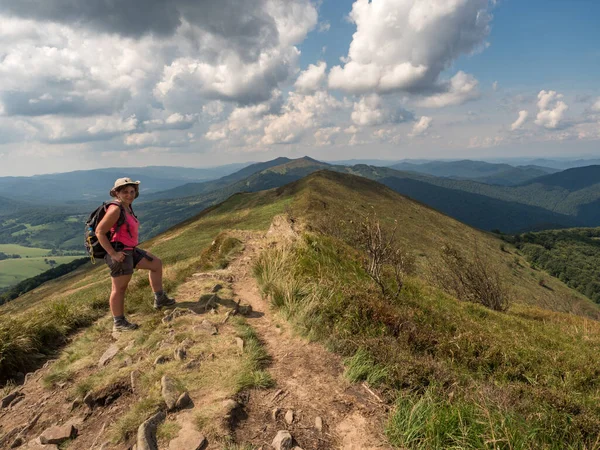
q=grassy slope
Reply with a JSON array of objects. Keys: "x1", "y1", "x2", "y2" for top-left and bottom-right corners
[
  {"x1": 0, "y1": 187, "x2": 292, "y2": 380},
  {"x1": 253, "y1": 171, "x2": 600, "y2": 449},
  {"x1": 0, "y1": 256, "x2": 82, "y2": 289}
]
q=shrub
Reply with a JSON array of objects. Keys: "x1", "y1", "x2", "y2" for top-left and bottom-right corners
[
  {"x1": 431, "y1": 243, "x2": 511, "y2": 312},
  {"x1": 350, "y1": 212, "x2": 416, "y2": 300}
]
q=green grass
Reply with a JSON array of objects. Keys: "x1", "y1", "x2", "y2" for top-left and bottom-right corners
[
  {"x1": 0, "y1": 187, "x2": 290, "y2": 383},
  {"x1": 0, "y1": 244, "x2": 50, "y2": 257},
  {"x1": 0, "y1": 256, "x2": 83, "y2": 289},
  {"x1": 233, "y1": 318, "x2": 274, "y2": 391},
  {"x1": 255, "y1": 231, "x2": 600, "y2": 448}
]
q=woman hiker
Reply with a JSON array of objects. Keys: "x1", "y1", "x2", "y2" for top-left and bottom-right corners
[{"x1": 96, "y1": 177, "x2": 176, "y2": 331}]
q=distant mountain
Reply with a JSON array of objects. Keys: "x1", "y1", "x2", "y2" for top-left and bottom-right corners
[
  {"x1": 522, "y1": 165, "x2": 600, "y2": 190},
  {"x1": 324, "y1": 158, "x2": 400, "y2": 166},
  {"x1": 137, "y1": 157, "x2": 330, "y2": 237},
  {"x1": 0, "y1": 195, "x2": 34, "y2": 216},
  {"x1": 144, "y1": 157, "x2": 317, "y2": 201},
  {"x1": 388, "y1": 159, "x2": 558, "y2": 185},
  {"x1": 3, "y1": 158, "x2": 600, "y2": 253},
  {"x1": 0, "y1": 164, "x2": 249, "y2": 204}
]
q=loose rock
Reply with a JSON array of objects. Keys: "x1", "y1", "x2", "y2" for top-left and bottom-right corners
[
  {"x1": 39, "y1": 424, "x2": 77, "y2": 445},
  {"x1": 174, "y1": 345, "x2": 187, "y2": 361},
  {"x1": 197, "y1": 320, "x2": 218, "y2": 335},
  {"x1": 1, "y1": 390, "x2": 21, "y2": 408},
  {"x1": 98, "y1": 344, "x2": 120, "y2": 368},
  {"x1": 271, "y1": 430, "x2": 294, "y2": 450},
  {"x1": 211, "y1": 284, "x2": 223, "y2": 293},
  {"x1": 161, "y1": 376, "x2": 180, "y2": 411},
  {"x1": 235, "y1": 337, "x2": 244, "y2": 352},
  {"x1": 168, "y1": 421, "x2": 207, "y2": 450},
  {"x1": 315, "y1": 416, "x2": 323, "y2": 432},
  {"x1": 175, "y1": 392, "x2": 193, "y2": 410},
  {"x1": 24, "y1": 440, "x2": 59, "y2": 450},
  {"x1": 285, "y1": 410, "x2": 294, "y2": 425},
  {"x1": 137, "y1": 411, "x2": 166, "y2": 450}
]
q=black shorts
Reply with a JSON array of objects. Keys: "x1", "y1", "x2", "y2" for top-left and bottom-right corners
[{"x1": 104, "y1": 242, "x2": 153, "y2": 278}]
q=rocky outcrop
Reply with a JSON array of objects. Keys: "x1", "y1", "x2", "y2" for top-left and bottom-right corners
[
  {"x1": 272, "y1": 430, "x2": 294, "y2": 450},
  {"x1": 168, "y1": 422, "x2": 207, "y2": 450},
  {"x1": 137, "y1": 411, "x2": 166, "y2": 450}
]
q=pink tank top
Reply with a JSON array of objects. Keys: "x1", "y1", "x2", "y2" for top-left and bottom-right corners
[{"x1": 108, "y1": 204, "x2": 139, "y2": 248}]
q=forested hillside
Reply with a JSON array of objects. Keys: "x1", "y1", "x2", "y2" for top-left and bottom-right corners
[{"x1": 505, "y1": 228, "x2": 600, "y2": 303}]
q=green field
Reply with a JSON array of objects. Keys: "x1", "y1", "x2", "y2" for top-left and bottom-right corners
[
  {"x1": 0, "y1": 244, "x2": 50, "y2": 257},
  {"x1": 0, "y1": 256, "x2": 83, "y2": 289}
]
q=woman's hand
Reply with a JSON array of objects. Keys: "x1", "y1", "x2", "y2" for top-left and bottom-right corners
[{"x1": 111, "y1": 251, "x2": 126, "y2": 263}]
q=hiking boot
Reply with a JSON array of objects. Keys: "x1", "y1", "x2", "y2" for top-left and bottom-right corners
[
  {"x1": 153, "y1": 292, "x2": 176, "y2": 310},
  {"x1": 112, "y1": 318, "x2": 139, "y2": 332}
]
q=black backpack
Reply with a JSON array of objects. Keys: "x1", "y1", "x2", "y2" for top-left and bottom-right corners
[{"x1": 84, "y1": 201, "x2": 134, "y2": 263}]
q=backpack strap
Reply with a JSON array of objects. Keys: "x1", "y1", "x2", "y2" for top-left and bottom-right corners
[{"x1": 105, "y1": 201, "x2": 129, "y2": 239}]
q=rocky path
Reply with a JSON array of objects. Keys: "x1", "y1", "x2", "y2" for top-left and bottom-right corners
[
  {"x1": 0, "y1": 222, "x2": 392, "y2": 450},
  {"x1": 226, "y1": 230, "x2": 391, "y2": 449}
]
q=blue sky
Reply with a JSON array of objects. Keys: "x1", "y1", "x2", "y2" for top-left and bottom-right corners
[
  {"x1": 300, "y1": 0, "x2": 600, "y2": 89},
  {"x1": 0, "y1": 0, "x2": 598, "y2": 175}
]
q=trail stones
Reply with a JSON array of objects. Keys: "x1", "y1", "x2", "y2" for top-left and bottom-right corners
[
  {"x1": 315, "y1": 416, "x2": 323, "y2": 432},
  {"x1": 137, "y1": 410, "x2": 166, "y2": 450},
  {"x1": 39, "y1": 424, "x2": 77, "y2": 445},
  {"x1": 168, "y1": 421, "x2": 207, "y2": 450},
  {"x1": 24, "y1": 440, "x2": 59, "y2": 450},
  {"x1": 271, "y1": 430, "x2": 294, "y2": 450},
  {"x1": 235, "y1": 337, "x2": 245, "y2": 352},
  {"x1": 174, "y1": 344, "x2": 187, "y2": 361},
  {"x1": 175, "y1": 392, "x2": 193, "y2": 410},
  {"x1": 161, "y1": 376, "x2": 180, "y2": 411},
  {"x1": 195, "y1": 320, "x2": 218, "y2": 335},
  {"x1": 1, "y1": 390, "x2": 23, "y2": 408},
  {"x1": 98, "y1": 344, "x2": 120, "y2": 368},
  {"x1": 284, "y1": 410, "x2": 295, "y2": 425},
  {"x1": 162, "y1": 307, "x2": 195, "y2": 324}
]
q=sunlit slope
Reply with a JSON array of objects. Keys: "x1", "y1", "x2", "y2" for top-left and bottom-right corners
[
  {"x1": 2, "y1": 169, "x2": 598, "y2": 381},
  {"x1": 0, "y1": 187, "x2": 293, "y2": 380},
  {"x1": 254, "y1": 171, "x2": 600, "y2": 448},
  {"x1": 289, "y1": 170, "x2": 599, "y2": 317}
]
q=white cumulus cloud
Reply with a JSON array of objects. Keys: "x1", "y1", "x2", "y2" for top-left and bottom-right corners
[
  {"x1": 535, "y1": 90, "x2": 568, "y2": 129},
  {"x1": 351, "y1": 94, "x2": 413, "y2": 126},
  {"x1": 295, "y1": 61, "x2": 327, "y2": 94},
  {"x1": 416, "y1": 72, "x2": 480, "y2": 108},
  {"x1": 511, "y1": 110, "x2": 529, "y2": 131},
  {"x1": 409, "y1": 116, "x2": 432, "y2": 137},
  {"x1": 328, "y1": 0, "x2": 492, "y2": 106}
]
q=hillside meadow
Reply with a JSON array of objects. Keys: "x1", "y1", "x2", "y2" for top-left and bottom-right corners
[{"x1": 2, "y1": 171, "x2": 600, "y2": 449}]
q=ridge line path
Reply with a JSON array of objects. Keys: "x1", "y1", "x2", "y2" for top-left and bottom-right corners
[{"x1": 226, "y1": 229, "x2": 392, "y2": 449}]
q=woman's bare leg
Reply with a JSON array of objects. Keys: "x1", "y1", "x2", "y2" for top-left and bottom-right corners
[
  {"x1": 135, "y1": 252, "x2": 163, "y2": 292},
  {"x1": 110, "y1": 274, "x2": 132, "y2": 317}
]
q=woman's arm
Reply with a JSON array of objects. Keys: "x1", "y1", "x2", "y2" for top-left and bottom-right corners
[{"x1": 96, "y1": 205, "x2": 125, "y2": 262}]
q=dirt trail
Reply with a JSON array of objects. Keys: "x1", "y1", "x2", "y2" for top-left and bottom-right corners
[
  {"x1": 0, "y1": 224, "x2": 392, "y2": 450},
  {"x1": 226, "y1": 229, "x2": 391, "y2": 449}
]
